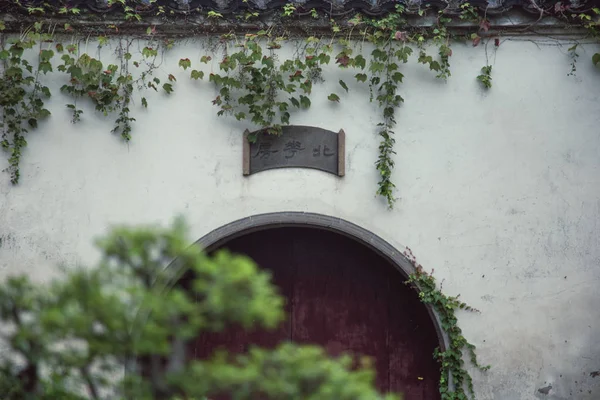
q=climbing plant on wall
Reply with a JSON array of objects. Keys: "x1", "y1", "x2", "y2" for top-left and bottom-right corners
[
  {"x1": 404, "y1": 247, "x2": 491, "y2": 400},
  {"x1": 0, "y1": 23, "x2": 52, "y2": 184},
  {"x1": 1, "y1": 3, "x2": 599, "y2": 206}
]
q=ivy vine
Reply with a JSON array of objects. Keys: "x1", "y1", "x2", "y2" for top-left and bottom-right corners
[
  {"x1": 363, "y1": 30, "x2": 410, "y2": 207},
  {"x1": 58, "y1": 38, "x2": 172, "y2": 140},
  {"x1": 0, "y1": 23, "x2": 52, "y2": 184},
  {"x1": 2, "y1": 4, "x2": 599, "y2": 205},
  {"x1": 0, "y1": 22, "x2": 176, "y2": 184},
  {"x1": 476, "y1": 65, "x2": 492, "y2": 89},
  {"x1": 404, "y1": 247, "x2": 491, "y2": 400},
  {"x1": 575, "y1": 7, "x2": 600, "y2": 66},
  {"x1": 180, "y1": 4, "x2": 461, "y2": 207}
]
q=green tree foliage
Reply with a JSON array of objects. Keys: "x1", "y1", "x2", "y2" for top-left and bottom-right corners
[{"x1": 0, "y1": 217, "x2": 400, "y2": 400}]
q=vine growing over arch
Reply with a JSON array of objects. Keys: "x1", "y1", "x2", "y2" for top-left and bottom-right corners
[{"x1": 404, "y1": 247, "x2": 491, "y2": 400}]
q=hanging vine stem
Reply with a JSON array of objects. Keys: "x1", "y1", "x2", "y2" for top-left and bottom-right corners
[
  {"x1": 197, "y1": 24, "x2": 411, "y2": 207},
  {"x1": 0, "y1": 26, "x2": 177, "y2": 181},
  {"x1": 0, "y1": 23, "x2": 53, "y2": 184},
  {"x1": 59, "y1": 36, "x2": 174, "y2": 139},
  {"x1": 404, "y1": 247, "x2": 491, "y2": 400},
  {"x1": 112, "y1": 38, "x2": 135, "y2": 140},
  {"x1": 205, "y1": 30, "x2": 339, "y2": 137},
  {"x1": 365, "y1": 31, "x2": 409, "y2": 207},
  {"x1": 2, "y1": 4, "x2": 600, "y2": 207}
]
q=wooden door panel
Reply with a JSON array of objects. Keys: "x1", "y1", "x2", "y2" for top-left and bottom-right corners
[
  {"x1": 189, "y1": 227, "x2": 441, "y2": 400},
  {"x1": 388, "y1": 281, "x2": 441, "y2": 399},
  {"x1": 290, "y1": 229, "x2": 390, "y2": 390}
]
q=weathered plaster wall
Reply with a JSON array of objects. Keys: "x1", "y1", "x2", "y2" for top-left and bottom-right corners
[{"x1": 1, "y1": 37, "x2": 600, "y2": 399}]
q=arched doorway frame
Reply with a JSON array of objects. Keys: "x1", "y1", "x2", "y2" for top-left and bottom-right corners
[{"x1": 194, "y1": 211, "x2": 450, "y2": 354}]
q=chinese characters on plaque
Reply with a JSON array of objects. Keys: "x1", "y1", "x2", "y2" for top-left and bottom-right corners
[{"x1": 243, "y1": 126, "x2": 345, "y2": 177}]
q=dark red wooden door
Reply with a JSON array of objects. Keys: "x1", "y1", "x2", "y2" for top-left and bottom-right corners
[{"x1": 190, "y1": 227, "x2": 440, "y2": 399}]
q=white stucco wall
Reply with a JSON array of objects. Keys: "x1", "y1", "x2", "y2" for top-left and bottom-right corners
[{"x1": 1, "y1": 36, "x2": 599, "y2": 399}]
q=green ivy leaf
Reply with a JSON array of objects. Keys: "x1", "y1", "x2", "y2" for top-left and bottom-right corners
[
  {"x1": 299, "y1": 80, "x2": 312, "y2": 94},
  {"x1": 417, "y1": 52, "x2": 432, "y2": 64},
  {"x1": 391, "y1": 72, "x2": 404, "y2": 83},
  {"x1": 179, "y1": 58, "x2": 191, "y2": 70},
  {"x1": 209, "y1": 74, "x2": 221, "y2": 84},
  {"x1": 142, "y1": 47, "x2": 158, "y2": 58},
  {"x1": 592, "y1": 53, "x2": 600, "y2": 66},
  {"x1": 200, "y1": 55, "x2": 212, "y2": 63},
  {"x1": 162, "y1": 83, "x2": 174, "y2": 94},
  {"x1": 141, "y1": 97, "x2": 148, "y2": 108},
  {"x1": 318, "y1": 53, "x2": 331, "y2": 65},
  {"x1": 39, "y1": 62, "x2": 52, "y2": 74},
  {"x1": 371, "y1": 48, "x2": 387, "y2": 61},
  {"x1": 0, "y1": 50, "x2": 9, "y2": 60},
  {"x1": 299, "y1": 95, "x2": 311, "y2": 109},
  {"x1": 40, "y1": 49, "x2": 54, "y2": 60},
  {"x1": 338, "y1": 80, "x2": 349, "y2": 92},
  {"x1": 354, "y1": 55, "x2": 366, "y2": 69},
  {"x1": 370, "y1": 62, "x2": 385, "y2": 73},
  {"x1": 395, "y1": 47, "x2": 413, "y2": 63},
  {"x1": 383, "y1": 107, "x2": 394, "y2": 118},
  {"x1": 440, "y1": 45, "x2": 452, "y2": 57},
  {"x1": 246, "y1": 132, "x2": 258, "y2": 144},
  {"x1": 429, "y1": 61, "x2": 441, "y2": 71},
  {"x1": 355, "y1": 73, "x2": 367, "y2": 83},
  {"x1": 190, "y1": 70, "x2": 204, "y2": 80},
  {"x1": 289, "y1": 97, "x2": 300, "y2": 108},
  {"x1": 262, "y1": 56, "x2": 274, "y2": 68},
  {"x1": 327, "y1": 93, "x2": 340, "y2": 102}
]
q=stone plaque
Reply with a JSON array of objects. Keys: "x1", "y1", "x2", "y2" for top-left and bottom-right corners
[{"x1": 243, "y1": 126, "x2": 345, "y2": 177}]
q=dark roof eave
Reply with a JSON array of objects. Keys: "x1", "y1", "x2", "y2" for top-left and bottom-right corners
[
  {"x1": 0, "y1": 0, "x2": 596, "y2": 38},
  {"x1": 3, "y1": 0, "x2": 600, "y2": 17}
]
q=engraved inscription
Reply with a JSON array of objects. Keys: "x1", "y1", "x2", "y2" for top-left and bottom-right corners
[
  {"x1": 253, "y1": 142, "x2": 278, "y2": 159},
  {"x1": 283, "y1": 140, "x2": 305, "y2": 159},
  {"x1": 312, "y1": 145, "x2": 335, "y2": 157},
  {"x1": 243, "y1": 126, "x2": 345, "y2": 176}
]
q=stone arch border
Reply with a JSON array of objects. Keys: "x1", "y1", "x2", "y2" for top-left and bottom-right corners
[{"x1": 194, "y1": 211, "x2": 450, "y2": 353}]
